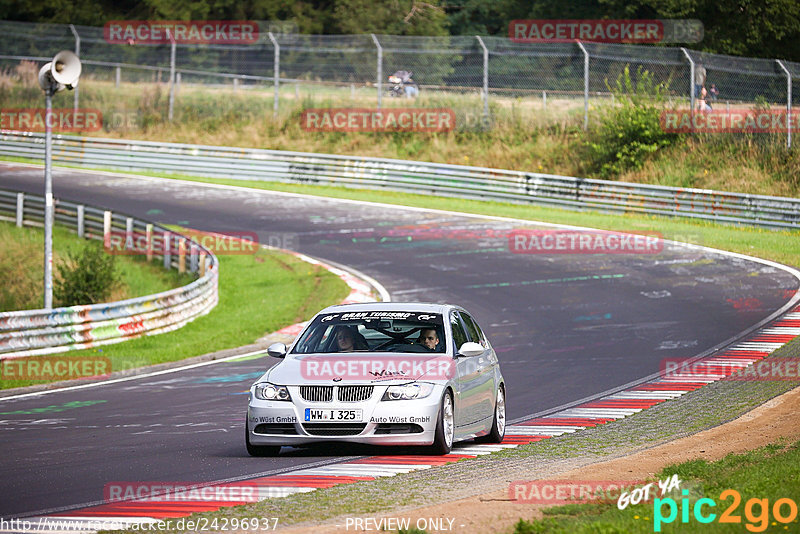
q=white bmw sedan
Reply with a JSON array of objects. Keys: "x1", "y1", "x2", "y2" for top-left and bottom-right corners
[{"x1": 246, "y1": 302, "x2": 506, "y2": 456}]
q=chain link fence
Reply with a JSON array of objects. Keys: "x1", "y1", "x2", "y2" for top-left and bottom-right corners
[{"x1": 0, "y1": 20, "x2": 798, "y2": 145}]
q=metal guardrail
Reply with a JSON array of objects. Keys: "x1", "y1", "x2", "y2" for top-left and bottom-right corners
[
  {"x1": 0, "y1": 187, "x2": 219, "y2": 357},
  {"x1": 1, "y1": 130, "x2": 798, "y2": 229}
]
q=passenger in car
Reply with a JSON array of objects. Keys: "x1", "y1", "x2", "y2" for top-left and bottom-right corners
[{"x1": 334, "y1": 325, "x2": 369, "y2": 351}]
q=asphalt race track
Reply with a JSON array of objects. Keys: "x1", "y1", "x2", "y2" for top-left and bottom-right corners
[{"x1": 1, "y1": 163, "x2": 798, "y2": 518}]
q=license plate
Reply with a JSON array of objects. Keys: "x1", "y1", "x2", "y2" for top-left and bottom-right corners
[{"x1": 304, "y1": 408, "x2": 363, "y2": 422}]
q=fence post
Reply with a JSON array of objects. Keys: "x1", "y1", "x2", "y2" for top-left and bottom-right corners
[
  {"x1": 115, "y1": 65, "x2": 121, "y2": 87},
  {"x1": 178, "y1": 238, "x2": 186, "y2": 273},
  {"x1": 371, "y1": 34, "x2": 382, "y2": 109},
  {"x1": 190, "y1": 243, "x2": 198, "y2": 273},
  {"x1": 199, "y1": 251, "x2": 207, "y2": 277},
  {"x1": 476, "y1": 36, "x2": 489, "y2": 120},
  {"x1": 576, "y1": 41, "x2": 589, "y2": 131},
  {"x1": 77, "y1": 204, "x2": 84, "y2": 237},
  {"x1": 168, "y1": 29, "x2": 176, "y2": 121},
  {"x1": 146, "y1": 223, "x2": 153, "y2": 261},
  {"x1": 16, "y1": 192, "x2": 23, "y2": 227},
  {"x1": 163, "y1": 231, "x2": 172, "y2": 269},
  {"x1": 777, "y1": 60, "x2": 792, "y2": 149},
  {"x1": 680, "y1": 48, "x2": 695, "y2": 121},
  {"x1": 268, "y1": 32, "x2": 280, "y2": 118},
  {"x1": 69, "y1": 24, "x2": 80, "y2": 116},
  {"x1": 103, "y1": 210, "x2": 112, "y2": 248},
  {"x1": 542, "y1": 91, "x2": 547, "y2": 111},
  {"x1": 125, "y1": 217, "x2": 134, "y2": 250}
]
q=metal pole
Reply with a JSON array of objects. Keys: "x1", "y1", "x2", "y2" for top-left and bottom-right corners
[
  {"x1": 681, "y1": 48, "x2": 695, "y2": 122},
  {"x1": 476, "y1": 36, "x2": 489, "y2": 119},
  {"x1": 77, "y1": 205, "x2": 84, "y2": 237},
  {"x1": 115, "y1": 65, "x2": 121, "y2": 87},
  {"x1": 576, "y1": 41, "x2": 589, "y2": 131},
  {"x1": 268, "y1": 32, "x2": 279, "y2": 118},
  {"x1": 777, "y1": 60, "x2": 792, "y2": 149},
  {"x1": 168, "y1": 30, "x2": 176, "y2": 121},
  {"x1": 16, "y1": 192, "x2": 23, "y2": 227},
  {"x1": 44, "y1": 90, "x2": 54, "y2": 309},
  {"x1": 69, "y1": 24, "x2": 80, "y2": 117},
  {"x1": 371, "y1": 34, "x2": 382, "y2": 109}
]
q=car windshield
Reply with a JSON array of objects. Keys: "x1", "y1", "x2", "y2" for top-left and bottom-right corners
[{"x1": 292, "y1": 311, "x2": 446, "y2": 354}]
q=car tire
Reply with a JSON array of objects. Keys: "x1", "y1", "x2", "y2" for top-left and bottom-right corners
[
  {"x1": 476, "y1": 385, "x2": 505, "y2": 444},
  {"x1": 245, "y1": 421, "x2": 281, "y2": 457},
  {"x1": 430, "y1": 390, "x2": 454, "y2": 455}
]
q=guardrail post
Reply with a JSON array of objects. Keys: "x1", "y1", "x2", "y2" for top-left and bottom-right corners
[
  {"x1": 576, "y1": 41, "x2": 589, "y2": 131},
  {"x1": 125, "y1": 217, "x2": 134, "y2": 250},
  {"x1": 77, "y1": 204, "x2": 84, "y2": 237},
  {"x1": 777, "y1": 60, "x2": 792, "y2": 149},
  {"x1": 371, "y1": 34, "x2": 382, "y2": 109},
  {"x1": 190, "y1": 243, "x2": 198, "y2": 273},
  {"x1": 69, "y1": 24, "x2": 80, "y2": 117},
  {"x1": 199, "y1": 251, "x2": 207, "y2": 277},
  {"x1": 16, "y1": 192, "x2": 23, "y2": 227},
  {"x1": 167, "y1": 29, "x2": 176, "y2": 122},
  {"x1": 681, "y1": 48, "x2": 695, "y2": 122},
  {"x1": 146, "y1": 223, "x2": 153, "y2": 261},
  {"x1": 178, "y1": 238, "x2": 186, "y2": 273},
  {"x1": 268, "y1": 32, "x2": 280, "y2": 118},
  {"x1": 115, "y1": 65, "x2": 121, "y2": 87},
  {"x1": 163, "y1": 231, "x2": 172, "y2": 269},
  {"x1": 476, "y1": 36, "x2": 489, "y2": 120},
  {"x1": 103, "y1": 210, "x2": 112, "y2": 248}
]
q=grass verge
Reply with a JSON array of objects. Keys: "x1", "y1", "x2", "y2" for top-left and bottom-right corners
[
  {"x1": 0, "y1": 224, "x2": 350, "y2": 390},
  {"x1": 514, "y1": 439, "x2": 800, "y2": 533}
]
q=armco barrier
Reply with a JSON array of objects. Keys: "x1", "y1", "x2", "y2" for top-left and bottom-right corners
[
  {"x1": 0, "y1": 188, "x2": 219, "y2": 357},
  {"x1": 1, "y1": 131, "x2": 799, "y2": 229}
]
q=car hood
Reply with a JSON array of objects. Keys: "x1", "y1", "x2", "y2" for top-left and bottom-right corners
[{"x1": 263, "y1": 352, "x2": 453, "y2": 385}]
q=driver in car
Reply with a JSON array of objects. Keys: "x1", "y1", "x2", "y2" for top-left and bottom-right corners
[{"x1": 417, "y1": 328, "x2": 440, "y2": 351}]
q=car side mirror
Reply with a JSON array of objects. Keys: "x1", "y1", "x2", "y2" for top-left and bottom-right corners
[
  {"x1": 267, "y1": 342, "x2": 287, "y2": 359},
  {"x1": 457, "y1": 342, "x2": 484, "y2": 358}
]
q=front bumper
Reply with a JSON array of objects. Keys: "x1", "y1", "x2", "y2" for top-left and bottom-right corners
[{"x1": 247, "y1": 384, "x2": 443, "y2": 447}]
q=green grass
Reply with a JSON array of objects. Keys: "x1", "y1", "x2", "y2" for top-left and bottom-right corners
[
  {"x1": 513, "y1": 440, "x2": 800, "y2": 533},
  {"x1": 0, "y1": 224, "x2": 350, "y2": 390},
  {"x1": 0, "y1": 221, "x2": 192, "y2": 312}
]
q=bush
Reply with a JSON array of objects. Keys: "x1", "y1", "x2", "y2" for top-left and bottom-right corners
[
  {"x1": 586, "y1": 66, "x2": 681, "y2": 178},
  {"x1": 55, "y1": 242, "x2": 120, "y2": 306}
]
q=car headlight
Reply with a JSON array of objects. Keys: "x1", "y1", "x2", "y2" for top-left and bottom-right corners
[
  {"x1": 382, "y1": 383, "x2": 435, "y2": 401},
  {"x1": 254, "y1": 383, "x2": 292, "y2": 401}
]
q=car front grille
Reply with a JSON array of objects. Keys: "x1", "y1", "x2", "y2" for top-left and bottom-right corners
[
  {"x1": 337, "y1": 385, "x2": 373, "y2": 402},
  {"x1": 299, "y1": 385, "x2": 333, "y2": 402},
  {"x1": 302, "y1": 423, "x2": 367, "y2": 436},
  {"x1": 298, "y1": 385, "x2": 373, "y2": 402}
]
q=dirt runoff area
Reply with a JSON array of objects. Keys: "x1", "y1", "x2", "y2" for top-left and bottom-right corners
[{"x1": 280, "y1": 385, "x2": 800, "y2": 534}]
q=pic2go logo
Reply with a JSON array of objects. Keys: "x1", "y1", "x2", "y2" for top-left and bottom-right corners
[{"x1": 653, "y1": 489, "x2": 799, "y2": 532}]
